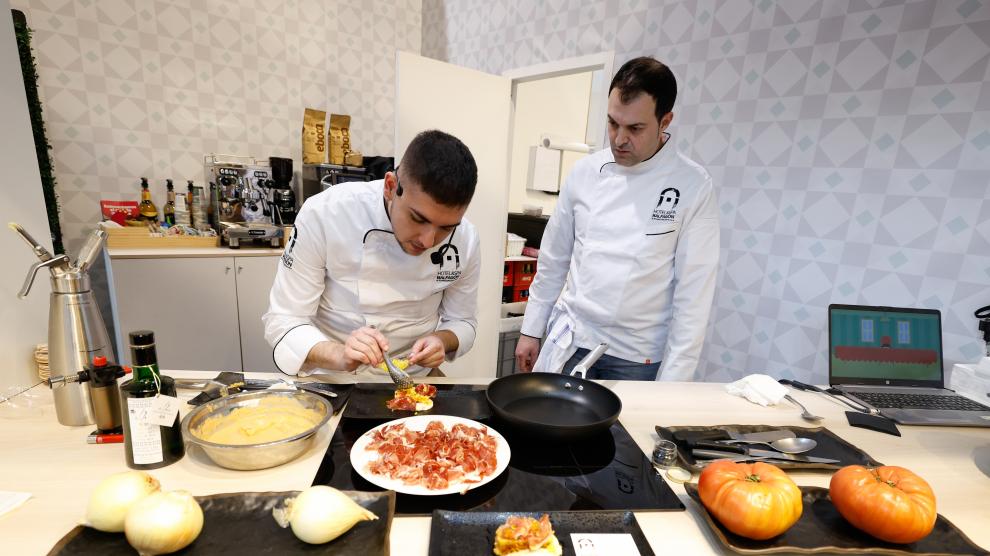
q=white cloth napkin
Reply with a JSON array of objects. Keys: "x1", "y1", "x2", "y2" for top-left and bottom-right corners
[
  {"x1": 725, "y1": 374, "x2": 789, "y2": 406},
  {"x1": 0, "y1": 491, "x2": 31, "y2": 518}
]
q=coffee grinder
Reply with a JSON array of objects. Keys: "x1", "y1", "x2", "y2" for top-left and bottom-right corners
[{"x1": 270, "y1": 156, "x2": 296, "y2": 225}]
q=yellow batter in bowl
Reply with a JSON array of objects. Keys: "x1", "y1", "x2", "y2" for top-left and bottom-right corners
[{"x1": 196, "y1": 396, "x2": 323, "y2": 445}]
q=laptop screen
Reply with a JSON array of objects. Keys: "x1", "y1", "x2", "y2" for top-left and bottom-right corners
[{"x1": 828, "y1": 304, "x2": 944, "y2": 387}]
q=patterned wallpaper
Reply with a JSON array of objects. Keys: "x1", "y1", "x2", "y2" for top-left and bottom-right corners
[
  {"x1": 423, "y1": 0, "x2": 990, "y2": 383},
  {"x1": 13, "y1": 0, "x2": 421, "y2": 349},
  {"x1": 14, "y1": 0, "x2": 422, "y2": 254}
]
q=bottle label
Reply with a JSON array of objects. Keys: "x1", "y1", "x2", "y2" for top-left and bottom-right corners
[
  {"x1": 126, "y1": 397, "x2": 163, "y2": 465},
  {"x1": 147, "y1": 395, "x2": 180, "y2": 427}
]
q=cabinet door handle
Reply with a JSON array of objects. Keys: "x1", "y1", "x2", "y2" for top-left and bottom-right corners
[
  {"x1": 237, "y1": 266, "x2": 243, "y2": 274},
  {"x1": 225, "y1": 266, "x2": 231, "y2": 274}
]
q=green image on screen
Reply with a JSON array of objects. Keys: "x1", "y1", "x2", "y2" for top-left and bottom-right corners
[{"x1": 830, "y1": 308, "x2": 941, "y2": 381}]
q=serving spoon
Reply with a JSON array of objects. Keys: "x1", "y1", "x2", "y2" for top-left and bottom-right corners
[{"x1": 717, "y1": 437, "x2": 818, "y2": 454}]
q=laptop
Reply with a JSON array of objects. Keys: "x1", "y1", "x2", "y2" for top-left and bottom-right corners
[{"x1": 828, "y1": 304, "x2": 990, "y2": 427}]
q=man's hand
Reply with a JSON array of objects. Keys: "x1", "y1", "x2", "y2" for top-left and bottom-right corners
[
  {"x1": 409, "y1": 334, "x2": 446, "y2": 369},
  {"x1": 341, "y1": 326, "x2": 389, "y2": 370},
  {"x1": 514, "y1": 335, "x2": 540, "y2": 372}
]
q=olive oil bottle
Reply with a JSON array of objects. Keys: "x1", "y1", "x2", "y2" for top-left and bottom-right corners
[
  {"x1": 119, "y1": 330, "x2": 184, "y2": 469},
  {"x1": 138, "y1": 177, "x2": 159, "y2": 221},
  {"x1": 163, "y1": 179, "x2": 176, "y2": 226}
]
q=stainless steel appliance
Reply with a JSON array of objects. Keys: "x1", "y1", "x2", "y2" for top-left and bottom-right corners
[
  {"x1": 269, "y1": 156, "x2": 296, "y2": 225},
  {"x1": 11, "y1": 224, "x2": 113, "y2": 426},
  {"x1": 301, "y1": 163, "x2": 370, "y2": 202},
  {"x1": 204, "y1": 154, "x2": 283, "y2": 248}
]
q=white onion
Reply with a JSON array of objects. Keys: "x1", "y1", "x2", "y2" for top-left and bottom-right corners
[
  {"x1": 273, "y1": 486, "x2": 377, "y2": 544},
  {"x1": 124, "y1": 490, "x2": 203, "y2": 555},
  {"x1": 85, "y1": 471, "x2": 161, "y2": 532}
]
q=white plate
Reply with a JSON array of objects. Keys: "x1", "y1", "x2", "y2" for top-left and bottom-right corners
[{"x1": 350, "y1": 414, "x2": 511, "y2": 496}]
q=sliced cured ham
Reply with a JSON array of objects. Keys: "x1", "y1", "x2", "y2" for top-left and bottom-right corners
[{"x1": 364, "y1": 420, "x2": 499, "y2": 491}]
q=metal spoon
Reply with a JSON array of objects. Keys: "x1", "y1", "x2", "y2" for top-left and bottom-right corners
[
  {"x1": 382, "y1": 349, "x2": 414, "y2": 390},
  {"x1": 784, "y1": 394, "x2": 824, "y2": 422},
  {"x1": 719, "y1": 437, "x2": 818, "y2": 454},
  {"x1": 368, "y1": 324, "x2": 414, "y2": 389}
]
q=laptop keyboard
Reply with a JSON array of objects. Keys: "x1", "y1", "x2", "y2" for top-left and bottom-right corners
[{"x1": 854, "y1": 392, "x2": 990, "y2": 411}]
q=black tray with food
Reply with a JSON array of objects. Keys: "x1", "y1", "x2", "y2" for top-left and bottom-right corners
[
  {"x1": 342, "y1": 383, "x2": 490, "y2": 420},
  {"x1": 655, "y1": 424, "x2": 883, "y2": 471},
  {"x1": 48, "y1": 490, "x2": 393, "y2": 555},
  {"x1": 685, "y1": 484, "x2": 988, "y2": 555},
  {"x1": 428, "y1": 510, "x2": 656, "y2": 556},
  {"x1": 314, "y1": 416, "x2": 684, "y2": 516}
]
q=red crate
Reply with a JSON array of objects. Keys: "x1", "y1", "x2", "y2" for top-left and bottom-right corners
[
  {"x1": 503, "y1": 262, "x2": 514, "y2": 286},
  {"x1": 513, "y1": 261, "x2": 537, "y2": 286},
  {"x1": 512, "y1": 285, "x2": 530, "y2": 302}
]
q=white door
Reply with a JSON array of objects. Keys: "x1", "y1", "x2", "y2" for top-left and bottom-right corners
[
  {"x1": 395, "y1": 51, "x2": 511, "y2": 378},
  {"x1": 235, "y1": 256, "x2": 279, "y2": 373},
  {"x1": 109, "y1": 257, "x2": 242, "y2": 372}
]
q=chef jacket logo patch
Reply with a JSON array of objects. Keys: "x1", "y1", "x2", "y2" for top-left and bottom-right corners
[
  {"x1": 651, "y1": 187, "x2": 680, "y2": 222},
  {"x1": 436, "y1": 269, "x2": 461, "y2": 282},
  {"x1": 281, "y1": 228, "x2": 297, "y2": 269}
]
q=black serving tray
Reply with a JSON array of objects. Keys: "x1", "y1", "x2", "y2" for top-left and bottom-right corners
[
  {"x1": 656, "y1": 424, "x2": 883, "y2": 471},
  {"x1": 685, "y1": 484, "x2": 988, "y2": 555},
  {"x1": 342, "y1": 383, "x2": 490, "y2": 420},
  {"x1": 428, "y1": 510, "x2": 655, "y2": 556},
  {"x1": 48, "y1": 490, "x2": 393, "y2": 555}
]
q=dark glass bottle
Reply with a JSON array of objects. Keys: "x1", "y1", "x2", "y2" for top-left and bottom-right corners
[
  {"x1": 163, "y1": 179, "x2": 176, "y2": 226},
  {"x1": 119, "y1": 330, "x2": 184, "y2": 469}
]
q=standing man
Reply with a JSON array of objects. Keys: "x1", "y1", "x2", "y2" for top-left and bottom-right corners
[
  {"x1": 264, "y1": 130, "x2": 481, "y2": 377},
  {"x1": 515, "y1": 57, "x2": 720, "y2": 381}
]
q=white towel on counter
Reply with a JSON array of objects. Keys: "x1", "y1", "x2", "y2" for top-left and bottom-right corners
[
  {"x1": 725, "y1": 374, "x2": 789, "y2": 406},
  {"x1": 0, "y1": 491, "x2": 31, "y2": 518}
]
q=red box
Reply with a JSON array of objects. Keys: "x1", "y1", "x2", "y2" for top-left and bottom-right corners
[
  {"x1": 513, "y1": 261, "x2": 537, "y2": 286},
  {"x1": 512, "y1": 285, "x2": 530, "y2": 302},
  {"x1": 503, "y1": 262, "x2": 514, "y2": 286}
]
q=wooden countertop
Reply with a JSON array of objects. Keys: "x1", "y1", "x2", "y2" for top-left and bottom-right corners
[{"x1": 3, "y1": 372, "x2": 989, "y2": 554}]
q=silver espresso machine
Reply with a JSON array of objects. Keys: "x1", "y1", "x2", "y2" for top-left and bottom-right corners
[{"x1": 204, "y1": 154, "x2": 284, "y2": 248}]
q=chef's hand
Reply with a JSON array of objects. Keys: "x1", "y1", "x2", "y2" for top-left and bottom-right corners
[
  {"x1": 341, "y1": 326, "x2": 389, "y2": 370},
  {"x1": 515, "y1": 335, "x2": 540, "y2": 372},
  {"x1": 409, "y1": 334, "x2": 446, "y2": 369}
]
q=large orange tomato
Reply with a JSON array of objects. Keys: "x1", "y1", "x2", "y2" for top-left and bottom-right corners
[
  {"x1": 698, "y1": 460, "x2": 803, "y2": 540},
  {"x1": 829, "y1": 465, "x2": 936, "y2": 544}
]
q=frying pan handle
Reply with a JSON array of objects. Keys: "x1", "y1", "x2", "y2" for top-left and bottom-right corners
[{"x1": 569, "y1": 342, "x2": 608, "y2": 379}]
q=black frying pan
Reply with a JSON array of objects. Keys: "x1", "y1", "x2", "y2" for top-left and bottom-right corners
[{"x1": 486, "y1": 344, "x2": 622, "y2": 442}]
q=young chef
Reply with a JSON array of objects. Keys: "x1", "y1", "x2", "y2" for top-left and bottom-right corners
[
  {"x1": 264, "y1": 130, "x2": 481, "y2": 377},
  {"x1": 515, "y1": 56, "x2": 720, "y2": 381}
]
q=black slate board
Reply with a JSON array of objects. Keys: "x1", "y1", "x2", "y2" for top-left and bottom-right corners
[
  {"x1": 48, "y1": 490, "x2": 393, "y2": 555},
  {"x1": 685, "y1": 484, "x2": 989, "y2": 555},
  {"x1": 428, "y1": 510, "x2": 656, "y2": 556},
  {"x1": 342, "y1": 383, "x2": 490, "y2": 419},
  {"x1": 656, "y1": 424, "x2": 883, "y2": 471}
]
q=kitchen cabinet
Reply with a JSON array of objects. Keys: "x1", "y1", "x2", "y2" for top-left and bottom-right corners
[{"x1": 106, "y1": 249, "x2": 281, "y2": 373}]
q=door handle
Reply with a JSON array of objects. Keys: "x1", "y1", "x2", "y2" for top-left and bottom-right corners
[
  {"x1": 225, "y1": 266, "x2": 231, "y2": 274},
  {"x1": 237, "y1": 266, "x2": 243, "y2": 274}
]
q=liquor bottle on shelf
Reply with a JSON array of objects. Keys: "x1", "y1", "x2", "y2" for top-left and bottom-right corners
[
  {"x1": 138, "y1": 177, "x2": 158, "y2": 222},
  {"x1": 119, "y1": 330, "x2": 184, "y2": 469},
  {"x1": 163, "y1": 179, "x2": 176, "y2": 226}
]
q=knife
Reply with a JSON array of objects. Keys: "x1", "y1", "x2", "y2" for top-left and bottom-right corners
[{"x1": 691, "y1": 448, "x2": 839, "y2": 464}]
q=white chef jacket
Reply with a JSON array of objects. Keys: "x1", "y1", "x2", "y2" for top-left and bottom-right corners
[
  {"x1": 520, "y1": 141, "x2": 719, "y2": 381},
  {"x1": 263, "y1": 179, "x2": 481, "y2": 377}
]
